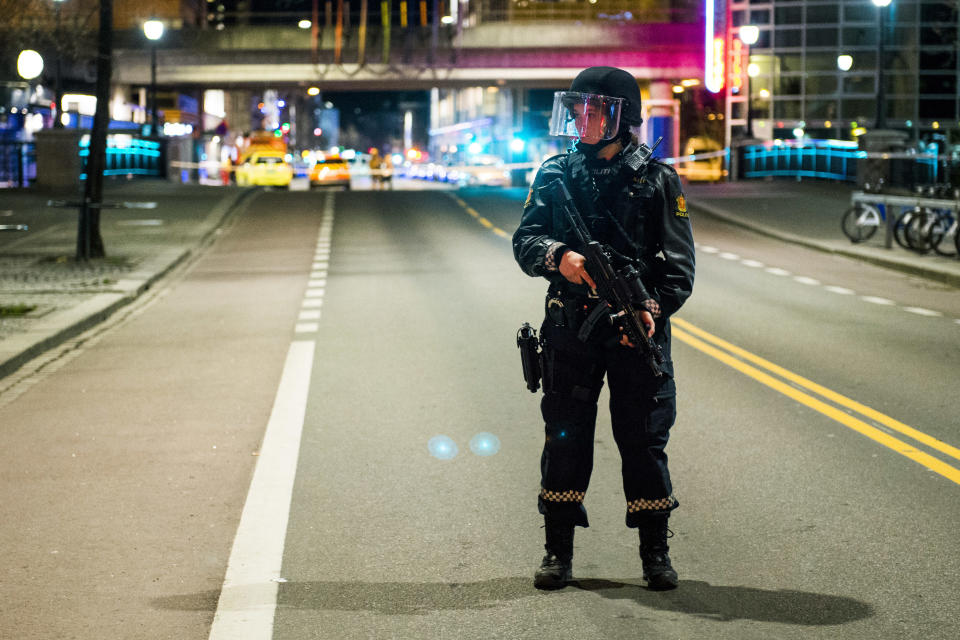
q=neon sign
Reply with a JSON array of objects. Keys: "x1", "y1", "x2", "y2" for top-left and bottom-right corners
[
  {"x1": 705, "y1": 0, "x2": 726, "y2": 93},
  {"x1": 730, "y1": 37, "x2": 744, "y2": 93}
]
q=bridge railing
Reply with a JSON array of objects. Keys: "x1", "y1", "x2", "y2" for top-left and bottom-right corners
[
  {"x1": 482, "y1": 0, "x2": 700, "y2": 23},
  {"x1": 202, "y1": 0, "x2": 700, "y2": 30}
]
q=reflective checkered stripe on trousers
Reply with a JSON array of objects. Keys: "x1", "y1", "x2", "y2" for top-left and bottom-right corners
[
  {"x1": 540, "y1": 488, "x2": 586, "y2": 503},
  {"x1": 626, "y1": 495, "x2": 678, "y2": 513}
]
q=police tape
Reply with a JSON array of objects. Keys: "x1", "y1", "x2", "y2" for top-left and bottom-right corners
[{"x1": 169, "y1": 147, "x2": 948, "y2": 178}]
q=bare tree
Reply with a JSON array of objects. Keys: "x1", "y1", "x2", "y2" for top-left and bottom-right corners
[{"x1": 0, "y1": 0, "x2": 98, "y2": 125}]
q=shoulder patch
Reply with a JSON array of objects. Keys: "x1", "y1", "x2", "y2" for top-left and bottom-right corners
[
  {"x1": 675, "y1": 195, "x2": 689, "y2": 217},
  {"x1": 524, "y1": 188, "x2": 534, "y2": 208}
]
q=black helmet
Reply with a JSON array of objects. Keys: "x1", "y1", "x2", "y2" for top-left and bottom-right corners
[{"x1": 569, "y1": 66, "x2": 643, "y2": 126}]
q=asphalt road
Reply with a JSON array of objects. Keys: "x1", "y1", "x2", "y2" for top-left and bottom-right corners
[{"x1": 1, "y1": 186, "x2": 958, "y2": 639}]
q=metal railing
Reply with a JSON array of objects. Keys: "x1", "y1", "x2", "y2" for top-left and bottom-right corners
[
  {"x1": 0, "y1": 142, "x2": 36, "y2": 188},
  {"x1": 740, "y1": 141, "x2": 861, "y2": 182},
  {"x1": 79, "y1": 136, "x2": 164, "y2": 180}
]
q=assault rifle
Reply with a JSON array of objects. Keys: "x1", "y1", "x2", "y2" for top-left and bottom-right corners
[{"x1": 550, "y1": 179, "x2": 665, "y2": 377}]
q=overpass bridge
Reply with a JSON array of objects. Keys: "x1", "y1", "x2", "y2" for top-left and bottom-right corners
[
  {"x1": 107, "y1": 11, "x2": 706, "y2": 168},
  {"x1": 113, "y1": 22, "x2": 703, "y2": 90}
]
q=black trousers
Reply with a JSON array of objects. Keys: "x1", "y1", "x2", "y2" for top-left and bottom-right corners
[{"x1": 538, "y1": 311, "x2": 679, "y2": 529}]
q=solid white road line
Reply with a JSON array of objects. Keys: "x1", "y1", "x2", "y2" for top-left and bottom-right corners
[{"x1": 208, "y1": 341, "x2": 316, "y2": 640}]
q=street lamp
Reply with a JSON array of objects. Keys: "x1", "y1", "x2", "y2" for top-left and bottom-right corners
[
  {"x1": 17, "y1": 50, "x2": 44, "y2": 81},
  {"x1": 872, "y1": 0, "x2": 892, "y2": 130},
  {"x1": 739, "y1": 26, "x2": 760, "y2": 138},
  {"x1": 143, "y1": 19, "x2": 164, "y2": 136}
]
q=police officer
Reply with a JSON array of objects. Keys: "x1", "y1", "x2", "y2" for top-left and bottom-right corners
[{"x1": 513, "y1": 67, "x2": 695, "y2": 590}]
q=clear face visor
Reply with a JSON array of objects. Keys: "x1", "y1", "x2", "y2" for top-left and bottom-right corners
[{"x1": 549, "y1": 91, "x2": 624, "y2": 143}]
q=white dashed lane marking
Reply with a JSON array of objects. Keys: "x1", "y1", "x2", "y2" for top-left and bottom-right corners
[
  {"x1": 208, "y1": 189, "x2": 339, "y2": 639},
  {"x1": 824, "y1": 286, "x2": 856, "y2": 295},
  {"x1": 861, "y1": 296, "x2": 896, "y2": 306},
  {"x1": 295, "y1": 192, "x2": 335, "y2": 335},
  {"x1": 695, "y1": 241, "x2": 957, "y2": 325},
  {"x1": 903, "y1": 307, "x2": 943, "y2": 317}
]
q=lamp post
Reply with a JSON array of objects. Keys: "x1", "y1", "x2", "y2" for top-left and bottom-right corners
[
  {"x1": 873, "y1": 0, "x2": 892, "y2": 130},
  {"x1": 53, "y1": 0, "x2": 67, "y2": 127},
  {"x1": 739, "y1": 25, "x2": 760, "y2": 138},
  {"x1": 143, "y1": 19, "x2": 164, "y2": 136}
]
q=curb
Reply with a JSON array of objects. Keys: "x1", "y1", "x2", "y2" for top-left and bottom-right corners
[
  {"x1": 0, "y1": 187, "x2": 258, "y2": 381},
  {"x1": 689, "y1": 199, "x2": 960, "y2": 289}
]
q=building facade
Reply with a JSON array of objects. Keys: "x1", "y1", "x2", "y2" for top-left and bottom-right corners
[{"x1": 732, "y1": 0, "x2": 960, "y2": 143}]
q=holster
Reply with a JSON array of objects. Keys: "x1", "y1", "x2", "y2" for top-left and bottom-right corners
[{"x1": 517, "y1": 322, "x2": 542, "y2": 393}]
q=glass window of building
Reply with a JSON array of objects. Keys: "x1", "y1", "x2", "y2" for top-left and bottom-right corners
[
  {"x1": 842, "y1": 27, "x2": 876, "y2": 47},
  {"x1": 805, "y1": 53, "x2": 840, "y2": 72},
  {"x1": 776, "y1": 54, "x2": 804, "y2": 73},
  {"x1": 921, "y1": 50, "x2": 957, "y2": 71},
  {"x1": 806, "y1": 75, "x2": 838, "y2": 95},
  {"x1": 842, "y1": 4, "x2": 874, "y2": 22},
  {"x1": 921, "y1": 2, "x2": 957, "y2": 21},
  {"x1": 806, "y1": 4, "x2": 838, "y2": 23},
  {"x1": 919, "y1": 75, "x2": 957, "y2": 95},
  {"x1": 842, "y1": 99, "x2": 876, "y2": 122},
  {"x1": 806, "y1": 99, "x2": 840, "y2": 120},
  {"x1": 774, "y1": 28, "x2": 802, "y2": 47},
  {"x1": 843, "y1": 76, "x2": 876, "y2": 95},
  {"x1": 749, "y1": 9, "x2": 771, "y2": 24},
  {"x1": 805, "y1": 27, "x2": 838, "y2": 47},
  {"x1": 774, "y1": 6, "x2": 802, "y2": 24},
  {"x1": 776, "y1": 75, "x2": 803, "y2": 96},
  {"x1": 919, "y1": 99, "x2": 954, "y2": 120},
  {"x1": 773, "y1": 100, "x2": 802, "y2": 119}
]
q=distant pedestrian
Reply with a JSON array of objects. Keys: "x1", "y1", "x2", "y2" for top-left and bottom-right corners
[
  {"x1": 369, "y1": 148, "x2": 384, "y2": 190},
  {"x1": 513, "y1": 66, "x2": 696, "y2": 590},
  {"x1": 381, "y1": 153, "x2": 394, "y2": 190}
]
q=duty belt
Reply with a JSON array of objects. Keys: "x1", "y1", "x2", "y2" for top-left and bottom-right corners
[{"x1": 547, "y1": 287, "x2": 609, "y2": 343}]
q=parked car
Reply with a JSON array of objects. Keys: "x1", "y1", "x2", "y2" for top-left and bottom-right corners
[
  {"x1": 235, "y1": 151, "x2": 294, "y2": 187},
  {"x1": 680, "y1": 136, "x2": 724, "y2": 182},
  {"x1": 309, "y1": 155, "x2": 351, "y2": 189},
  {"x1": 460, "y1": 154, "x2": 511, "y2": 187}
]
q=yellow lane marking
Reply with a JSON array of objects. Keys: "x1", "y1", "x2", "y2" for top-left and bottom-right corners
[
  {"x1": 673, "y1": 317, "x2": 960, "y2": 463},
  {"x1": 447, "y1": 193, "x2": 509, "y2": 238},
  {"x1": 671, "y1": 323, "x2": 960, "y2": 486}
]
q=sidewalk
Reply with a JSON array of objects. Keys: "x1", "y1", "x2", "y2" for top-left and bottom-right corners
[
  {"x1": 0, "y1": 180, "x2": 255, "y2": 380},
  {"x1": 684, "y1": 179, "x2": 960, "y2": 289}
]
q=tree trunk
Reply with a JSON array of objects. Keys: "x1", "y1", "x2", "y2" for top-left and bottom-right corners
[{"x1": 77, "y1": 0, "x2": 112, "y2": 261}]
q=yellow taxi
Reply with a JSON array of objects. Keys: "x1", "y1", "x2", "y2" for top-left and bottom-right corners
[
  {"x1": 235, "y1": 151, "x2": 294, "y2": 187},
  {"x1": 309, "y1": 155, "x2": 351, "y2": 190}
]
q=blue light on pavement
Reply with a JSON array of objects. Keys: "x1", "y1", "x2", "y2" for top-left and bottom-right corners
[
  {"x1": 428, "y1": 435, "x2": 459, "y2": 460},
  {"x1": 469, "y1": 432, "x2": 501, "y2": 456}
]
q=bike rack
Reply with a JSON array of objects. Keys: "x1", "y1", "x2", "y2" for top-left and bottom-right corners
[{"x1": 850, "y1": 191, "x2": 960, "y2": 248}]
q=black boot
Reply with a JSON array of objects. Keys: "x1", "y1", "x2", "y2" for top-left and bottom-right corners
[
  {"x1": 534, "y1": 519, "x2": 574, "y2": 590},
  {"x1": 638, "y1": 514, "x2": 679, "y2": 590}
]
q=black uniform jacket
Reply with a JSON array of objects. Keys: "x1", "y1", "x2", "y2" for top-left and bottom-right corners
[{"x1": 513, "y1": 150, "x2": 696, "y2": 324}]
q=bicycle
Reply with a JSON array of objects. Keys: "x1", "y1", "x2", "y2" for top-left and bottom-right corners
[{"x1": 841, "y1": 201, "x2": 883, "y2": 243}]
